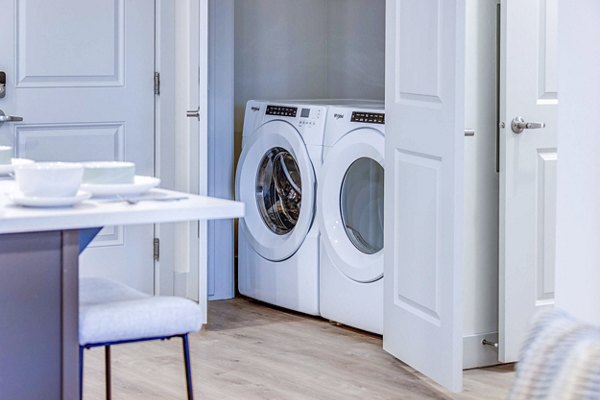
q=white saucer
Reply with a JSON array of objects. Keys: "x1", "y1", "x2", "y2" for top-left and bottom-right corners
[
  {"x1": 0, "y1": 158, "x2": 35, "y2": 175},
  {"x1": 10, "y1": 190, "x2": 92, "y2": 208},
  {"x1": 81, "y1": 175, "x2": 161, "y2": 197}
]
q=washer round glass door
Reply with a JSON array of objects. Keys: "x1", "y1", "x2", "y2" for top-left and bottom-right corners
[
  {"x1": 236, "y1": 120, "x2": 316, "y2": 262},
  {"x1": 318, "y1": 128, "x2": 384, "y2": 283},
  {"x1": 256, "y1": 147, "x2": 302, "y2": 235}
]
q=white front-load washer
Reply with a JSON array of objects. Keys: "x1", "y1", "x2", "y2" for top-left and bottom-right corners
[
  {"x1": 318, "y1": 105, "x2": 385, "y2": 334},
  {"x1": 235, "y1": 100, "x2": 328, "y2": 315}
]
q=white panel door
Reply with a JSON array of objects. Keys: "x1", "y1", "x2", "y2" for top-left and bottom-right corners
[
  {"x1": 499, "y1": 0, "x2": 558, "y2": 362},
  {"x1": 384, "y1": 0, "x2": 465, "y2": 392},
  {"x1": 0, "y1": 0, "x2": 156, "y2": 292}
]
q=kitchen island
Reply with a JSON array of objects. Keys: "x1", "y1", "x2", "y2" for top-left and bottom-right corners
[{"x1": 0, "y1": 180, "x2": 244, "y2": 399}]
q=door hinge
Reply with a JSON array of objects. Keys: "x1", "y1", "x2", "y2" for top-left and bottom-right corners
[
  {"x1": 153, "y1": 238, "x2": 160, "y2": 261},
  {"x1": 154, "y1": 72, "x2": 160, "y2": 95}
]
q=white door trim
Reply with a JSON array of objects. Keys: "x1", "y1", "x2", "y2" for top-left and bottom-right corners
[
  {"x1": 207, "y1": 0, "x2": 235, "y2": 300},
  {"x1": 154, "y1": 0, "x2": 209, "y2": 321},
  {"x1": 155, "y1": 0, "x2": 176, "y2": 296}
]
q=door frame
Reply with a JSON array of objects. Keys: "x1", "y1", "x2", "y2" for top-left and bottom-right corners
[{"x1": 155, "y1": 0, "x2": 209, "y2": 315}]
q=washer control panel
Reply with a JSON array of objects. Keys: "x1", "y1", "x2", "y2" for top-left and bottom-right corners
[
  {"x1": 261, "y1": 103, "x2": 325, "y2": 145},
  {"x1": 264, "y1": 104, "x2": 323, "y2": 127}
]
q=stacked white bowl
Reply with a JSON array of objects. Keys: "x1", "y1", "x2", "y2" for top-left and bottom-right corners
[
  {"x1": 82, "y1": 161, "x2": 135, "y2": 185},
  {"x1": 14, "y1": 162, "x2": 84, "y2": 197},
  {"x1": 12, "y1": 160, "x2": 138, "y2": 202},
  {"x1": 0, "y1": 146, "x2": 12, "y2": 165}
]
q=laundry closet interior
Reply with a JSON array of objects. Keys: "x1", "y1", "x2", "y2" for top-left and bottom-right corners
[{"x1": 209, "y1": 0, "x2": 502, "y2": 373}]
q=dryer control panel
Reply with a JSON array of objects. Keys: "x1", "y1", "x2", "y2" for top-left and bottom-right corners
[{"x1": 351, "y1": 111, "x2": 385, "y2": 125}]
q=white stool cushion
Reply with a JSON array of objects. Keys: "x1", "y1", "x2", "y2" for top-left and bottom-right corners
[{"x1": 79, "y1": 278, "x2": 203, "y2": 345}]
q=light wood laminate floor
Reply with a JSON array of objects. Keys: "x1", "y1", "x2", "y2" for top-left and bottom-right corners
[{"x1": 83, "y1": 298, "x2": 515, "y2": 399}]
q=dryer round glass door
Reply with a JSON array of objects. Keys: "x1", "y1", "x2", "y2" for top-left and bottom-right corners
[
  {"x1": 340, "y1": 157, "x2": 384, "y2": 254},
  {"x1": 256, "y1": 147, "x2": 302, "y2": 235},
  {"x1": 318, "y1": 127, "x2": 384, "y2": 283}
]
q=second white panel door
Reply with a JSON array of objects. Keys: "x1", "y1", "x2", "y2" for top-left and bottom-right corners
[
  {"x1": 499, "y1": 0, "x2": 558, "y2": 362},
  {"x1": 0, "y1": 0, "x2": 156, "y2": 292}
]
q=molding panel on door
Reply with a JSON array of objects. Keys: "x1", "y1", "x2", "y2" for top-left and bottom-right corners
[
  {"x1": 536, "y1": 149, "x2": 557, "y2": 305},
  {"x1": 89, "y1": 226, "x2": 125, "y2": 248},
  {"x1": 394, "y1": 150, "x2": 442, "y2": 325},
  {"x1": 538, "y1": 0, "x2": 558, "y2": 102},
  {"x1": 16, "y1": 0, "x2": 124, "y2": 87},
  {"x1": 15, "y1": 123, "x2": 124, "y2": 161},
  {"x1": 395, "y1": 0, "x2": 441, "y2": 104},
  {"x1": 16, "y1": 122, "x2": 126, "y2": 247}
]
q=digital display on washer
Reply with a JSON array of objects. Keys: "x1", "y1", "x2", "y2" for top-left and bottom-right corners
[
  {"x1": 266, "y1": 105, "x2": 298, "y2": 117},
  {"x1": 300, "y1": 108, "x2": 310, "y2": 118},
  {"x1": 351, "y1": 112, "x2": 385, "y2": 125}
]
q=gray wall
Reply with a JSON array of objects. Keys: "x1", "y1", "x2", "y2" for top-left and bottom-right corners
[
  {"x1": 326, "y1": 0, "x2": 386, "y2": 100},
  {"x1": 234, "y1": 0, "x2": 385, "y2": 145}
]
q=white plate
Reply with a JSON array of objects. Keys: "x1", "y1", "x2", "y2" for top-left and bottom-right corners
[
  {"x1": 10, "y1": 190, "x2": 92, "y2": 208},
  {"x1": 81, "y1": 175, "x2": 161, "y2": 197},
  {"x1": 0, "y1": 158, "x2": 35, "y2": 175}
]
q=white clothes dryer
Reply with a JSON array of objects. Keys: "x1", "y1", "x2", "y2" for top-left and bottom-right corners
[
  {"x1": 318, "y1": 105, "x2": 385, "y2": 334},
  {"x1": 235, "y1": 100, "x2": 328, "y2": 315}
]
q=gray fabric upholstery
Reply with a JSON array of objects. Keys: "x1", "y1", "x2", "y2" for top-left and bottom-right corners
[
  {"x1": 508, "y1": 309, "x2": 600, "y2": 400},
  {"x1": 79, "y1": 278, "x2": 202, "y2": 345}
]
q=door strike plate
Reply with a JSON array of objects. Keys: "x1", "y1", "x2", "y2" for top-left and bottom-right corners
[{"x1": 0, "y1": 72, "x2": 5, "y2": 99}]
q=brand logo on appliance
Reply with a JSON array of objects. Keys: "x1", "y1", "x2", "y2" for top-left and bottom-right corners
[
  {"x1": 251, "y1": 106, "x2": 260, "y2": 112},
  {"x1": 334, "y1": 113, "x2": 344, "y2": 120}
]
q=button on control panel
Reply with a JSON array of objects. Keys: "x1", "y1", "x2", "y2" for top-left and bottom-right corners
[
  {"x1": 298, "y1": 107, "x2": 321, "y2": 128},
  {"x1": 351, "y1": 111, "x2": 385, "y2": 125}
]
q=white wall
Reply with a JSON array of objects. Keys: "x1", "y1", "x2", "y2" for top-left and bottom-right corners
[{"x1": 555, "y1": 0, "x2": 600, "y2": 325}]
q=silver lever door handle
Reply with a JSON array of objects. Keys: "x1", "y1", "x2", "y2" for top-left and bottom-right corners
[
  {"x1": 0, "y1": 115, "x2": 23, "y2": 122},
  {"x1": 0, "y1": 109, "x2": 23, "y2": 125},
  {"x1": 511, "y1": 116, "x2": 545, "y2": 134},
  {"x1": 186, "y1": 108, "x2": 200, "y2": 120}
]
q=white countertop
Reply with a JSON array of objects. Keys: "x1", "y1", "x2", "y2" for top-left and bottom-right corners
[{"x1": 0, "y1": 181, "x2": 245, "y2": 234}]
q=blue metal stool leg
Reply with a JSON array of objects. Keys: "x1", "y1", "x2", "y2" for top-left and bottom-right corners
[
  {"x1": 79, "y1": 346, "x2": 84, "y2": 400},
  {"x1": 83, "y1": 335, "x2": 195, "y2": 399},
  {"x1": 105, "y1": 345, "x2": 112, "y2": 400},
  {"x1": 182, "y1": 335, "x2": 194, "y2": 400}
]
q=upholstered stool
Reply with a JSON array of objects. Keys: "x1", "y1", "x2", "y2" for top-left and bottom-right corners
[{"x1": 79, "y1": 278, "x2": 203, "y2": 400}]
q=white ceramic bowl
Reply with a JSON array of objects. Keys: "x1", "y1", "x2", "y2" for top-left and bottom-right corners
[
  {"x1": 0, "y1": 146, "x2": 13, "y2": 165},
  {"x1": 82, "y1": 161, "x2": 135, "y2": 184},
  {"x1": 14, "y1": 162, "x2": 84, "y2": 197}
]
